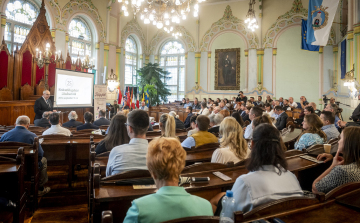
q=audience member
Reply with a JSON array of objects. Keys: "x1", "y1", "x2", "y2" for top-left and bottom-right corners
[
  {"x1": 123, "y1": 137, "x2": 213, "y2": 222},
  {"x1": 294, "y1": 114, "x2": 326, "y2": 150},
  {"x1": 219, "y1": 109, "x2": 230, "y2": 118},
  {"x1": 140, "y1": 101, "x2": 149, "y2": 111},
  {"x1": 325, "y1": 103, "x2": 341, "y2": 130},
  {"x1": 242, "y1": 106, "x2": 252, "y2": 123},
  {"x1": 265, "y1": 95, "x2": 273, "y2": 104},
  {"x1": 294, "y1": 106, "x2": 314, "y2": 125},
  {"x1": 160, "y1": 114, "x2": 177, "y2": 138},
  {"x1": 106, "y1": 110, "x2": 149, "y2": 176},
  {"x1": 298, "y1": 96, "x2": 308, "y2": 109},
  {"x1": 283, "y1": 99, "x2": 291, "y2": 111},
  {"x1": 288, "y1": 97, "x2": 298, "y2": 109},
  {"x1": 0, "y1": 116, "x2": 50, "y2": 196},
  {"x1": 249, "y1": 97, "x2": 256, "y2": 105},
  {"x1": 219, "y1": 101, "x2": 229, "y2": 111},
  {"x1": 42, "y1": 113, "x2": 71, "y2": 136},
  {"x1": 264, "y1": 103, "x2": 275, "y2": 118},
  {"x1": 181, "y1": 115, "x2": 218, "y2": 148},
  {"x1": 320, "y1": 111, "x2": 340, "y2": 141},
  {"x1": 192, "y1": 98, "x2": 201, "y2": 110},
  {"x1": 184, "y1": 106, "x2": 193, "y2": 128},
  {"x1": 169, "y1": 111, "x2": 185, "y2": 129},
  {"x1": 224, "y1": 98, "x2": 231, "y2": 108},
  {"x1": 236, "y1": 91, "x2": 247, "y2": 103},
  {"x1": 252, "y1": 115, "x2": 273, "y2": 128},
  {"x1": 93, "y1": 109, "x2": 111, "y2": 126},
  {"x1": 199, "y1": 101, "x2": 210, "y2": 116},
  {"x1": 62, "y1": 111, "x2": 83, "y2": 128},
  {"x1": 274, "y1": 106, "x2": 288, "y2": 130},
  {"x1": 231, "y1": 112, "x2": 245, "y2": 127},
  {"x1": 329, "y1": 97, "x2": 335, "y2": 104},
  {"x1": 210, "y1": 124, "x2": 303, "y2": 214},
  {"x1": 279, "y1": 97, "x2": 284, "y2": 106},
  {"x1": 187, "y1": 115, "x2": 199, "y2": 137},
  {"x1": 180, "y1": 98, "x2": 186, "y2": 106},
  {"x1": 255, "y1": 96, "x2": 264, "y2": 106},
  {"x1": 309, "y1": 102, "x2": 321, "y2": 116},
  {"x1": 212, "y1": 106, "x2": 221, "y2": 115},
  {"x1": 312, "y1": 126, "x2": 360, "y2": 194},
  {"x1": 76, "y1": 112, "x2": 99, "y2": 131},
  {"x1": 95, "y1": 115, "x2": 130, "y2": 154},
  {"x1": 208, "y1": 113, "x2": 224, "y2": 133},
  {"x1": 211, "y1": 117, "x2": 250, "y2": 164},
  {"x1": 244, "y1": 107, "x2": 263, "y2": 139},
  {"x1": 183, "y1": 98, "x2": 192, "y2": 108},
  {"x1": 34, "y1": 112, "x2": 51, "y2": 128}
]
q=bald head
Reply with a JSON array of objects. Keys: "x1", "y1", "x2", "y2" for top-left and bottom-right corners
[
  {"x1": 43, "y1": 90, "x2": 50, "y2": 100},
  {"x1": 16, "y1": 115, "x2": 30, "y2": 128},
  {"x1": 68, "y1": 111, "x2": 78, "y2": 120}
]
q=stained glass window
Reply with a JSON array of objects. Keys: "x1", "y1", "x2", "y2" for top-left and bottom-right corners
[
  {"x1": 160, "y1": 41, "x2": 185, "y2": 102},
  {"x1": 5, "y1": 0, "x2": 41, "y2": 52},
  {"x1": 68, "y1": 17, "x2": 93, "y2": 62},
  {"x1": 125, "y1": 36, "x2": 138, "y2": 86}
]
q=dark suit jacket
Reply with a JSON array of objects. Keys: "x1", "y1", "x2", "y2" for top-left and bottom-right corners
[
  {"x1": 240, "y1": 111, "x2": 250, "y2": 123},
  {"x1": 62, "y1": 119, "x2": 83, "y2": 128},
  {"x1": 275, "y1": 112, "x2": 288, "y2": 130},
  {"x1": 76, "y1": 123, "x2": 99, "y2": 131},
  {"x1": 175, "y1": 118, "x2": 185, "y2": 130},
  {"x1": 34, "y1": 97, "x2": 53, "y2": 120},
  {"x1": 93, "y1": 117, "x2": 110, "y2": 126},
  {"x1": 184, "y1": 113, "x2": 193, "y2": 128},
  {"x1": 208, "y1": 126, "x2": 220, "y2": 133},
  {"x1": 34, "y1": 118, "x2": 51, "y2": 128}
]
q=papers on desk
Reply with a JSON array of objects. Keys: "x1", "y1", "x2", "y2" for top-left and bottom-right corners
[{"x1": 133, "y1": 185, "x2": 157, "y2": 189}]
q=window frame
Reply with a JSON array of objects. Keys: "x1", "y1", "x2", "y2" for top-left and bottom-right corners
[
  {"x1": 68, "y1": 17, "x2": 93, "y2": 63},
  {"x1": 124, "y1": 36, "x2": 139, "y2": 86}
]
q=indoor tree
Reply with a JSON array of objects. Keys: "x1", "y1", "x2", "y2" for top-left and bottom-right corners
[{"x1": 137, "y1": 63, "x2": 171, "y2": 106}]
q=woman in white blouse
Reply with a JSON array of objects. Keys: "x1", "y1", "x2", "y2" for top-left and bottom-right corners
[
  {"x1": 211, "y1": 117, "x2": 250, "y2": 164},
  {"x1": 210, "y1": 123, "x2": 303, "y2": 214}
]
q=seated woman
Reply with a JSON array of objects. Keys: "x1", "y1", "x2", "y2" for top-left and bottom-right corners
[
  {"x1": 210, "y1": 124, "x2": 303, "y2": 214},
  {"x1": 123, "y1": 137, "x2": 213, "y2": 222},
  {"x1": 219, "y1": 109, "x2": 230, "y2": 118},
  {"x1": 211, "y1": 117, "x2": 250, "y2": 164},
  {"x1": 180, "y1": 98, "x2": 186, "y2": 106},
  {"x1": 95, "y1": 114, "x2": 130, "y2": 154},
  {"x1": 253, "y1": 115, "x2": 273, "y2": 128},
  {"x1": 313, "y1": 126, "x2": 360, "y2": 194},
  {"x1": 231, "y1": 112, "x2": 245, "y2": 127},
  {"x1": 169, "y1": 111, "x2": 185, "y2": 130},
  {"x1": 294, "y1": 114, "x2": 326, "y2": 150},
  {"x1": 264, "y1": 103, "x2": 275, "y2": 118},
  {"x1": 160, "y1": 113, "x2": 177, "y2": 138},
  {"x1": 187, "y1": 115, "x2": 198, "y2": 137}
]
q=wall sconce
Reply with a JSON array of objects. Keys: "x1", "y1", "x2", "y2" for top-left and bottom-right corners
[{"x1": 107, "y1": 69, "x2": 119, "y2": 92}]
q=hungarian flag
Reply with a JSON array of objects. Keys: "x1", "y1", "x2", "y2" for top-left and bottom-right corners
[
  {"x1": 136, "y1": 93, "x2": 140, "y2": 108},
  {"x1": 118, "y1": 87, "x2": 122, "y2": 104},
  {"x1": 126, "y1": 87, "x2": 131, "y2": 107}
]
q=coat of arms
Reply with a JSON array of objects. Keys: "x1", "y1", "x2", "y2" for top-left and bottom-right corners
[{"x1": 311, "y1": 5, "x2": 329, "y2": 30}]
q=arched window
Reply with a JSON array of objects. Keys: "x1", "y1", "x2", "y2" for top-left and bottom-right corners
[
  {"x1": 68, "y1": 17, "x2": 93, "y2": 62},
  {"x1": 4, "y1": 0, "x2": 40, "y2": 52},
  {"x1": 159, "y1": 41, "x2": 185, "y2": 101},
  {"x1": 125, "y1": 36, "x2": 138, "y2": 86}
]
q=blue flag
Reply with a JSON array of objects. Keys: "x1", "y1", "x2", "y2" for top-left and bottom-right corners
[
  {"x1": 145, "y1": 89, "x2": 150, "y2": 107},
  {"x1": 301, "y1": 19, "x2": 319, "y2": 52},
  {"x1": 341, "y1": 39, "x2": 346, "y2": 79}
]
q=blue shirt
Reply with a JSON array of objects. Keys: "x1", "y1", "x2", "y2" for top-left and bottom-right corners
[
  {"x1": 294, "y1": 133, "x2": 324, "y2": 150},
  {"x1": 335, "y1": 115, "x2": 340, "y2": 129},
  {"x1": 183, "y1": 102, "x2": 193, "y2": 108},
  {"x1": 181, "y1": 137, "x2": 195, "y2": 148},
  {"x1": 321, "y1": 124, "x2": 340, "y2": 140},
  {"x1": 106, "y1": 138, "x2": 148, "y2": 176},
  {"x1": 0, "y1": 126, "x2": 44, "y2": 165}
]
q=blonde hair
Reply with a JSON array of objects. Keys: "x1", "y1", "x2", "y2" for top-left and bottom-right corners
[
  {"x1": 147, "y1": 137, "x2": 186, "y2": 181},
  {"x1": 121, "y1": 109, "x2": 130, "y2": 117},
  {"x1": 160, "y1": 114, "x2": 176, "y2": 138},
  {"x1": 219, "y1": 117, "x2": 248, "y2": 160},
  {"x1": 169, "y1": 111, "x2": 179, "y2": 119}
]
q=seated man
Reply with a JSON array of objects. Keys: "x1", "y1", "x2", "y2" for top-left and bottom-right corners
[
  {"x1": 274, "y1": 106, "x2": 288, "y2": 131},
  {"x1": 288, "y1": 97, "x2": 298, "y2": 109},
  {"x1": 76, "y1": 112, "x2": 99, "y2": 131},
  {"x1": 93, "y1": 109, "x2": 110, "y2": 126},
  {"x1": 42, "y1": 113, "x2": 72, "y2": 136},
  {"x1": 309, "y1": 102, "x2": 321, "y2": 116},
  {"x1": 139, "y1": 101, "x2": 149, "y2": 111},
  {"x1": 278, "y1": 97, "x2": 284, "y2": 106},
  {"x1": 192, "y1": 97, "x2": 201, "y2": 110},
  {"x1": 106, "y1": 110, "x2": 149, "y2": 176},
  {"x1": 283, "y1": 99, "x2": 291, "y2": 111},
  {"x1": 62, "y1": 111, "x2": 83, "y2": 128},
  {"x1": 183, "y1": 98, "x2": 193, "y2": 108},
  {"x1": 244, "y1": 107, "x2": 263, "y2": 139},
  {"x1": 324, "y1": 103, "x2": 341, "y2": 130},
  {"x1": 0, "y1": 116, "x2": 50, "y2": 196},
  {"x1": 219, "y1": 101, "x2": 229, "y2": 111},
  {"x1": 255, "y1": 96, "x2": 264, "y2": 106},
  {"x1": 184, "y1": 106, "x2": 193, "y2": 128},
  {"x1": 181, "y1": 115, "x2": 218, "y2": 148},
  {"x1": 34, "y1": 112, "x2": 51, "y2": 128},
  {"x1": 123, "y1": 137, "x2": 213, "y2": 222},
  {"x1": 208, "y1": 113, "x2": 224, "y2": 134},
  {"x1": 320, "y1": 111, "x2": 340, "y2": 140},
  {"x1": 298, "y1": 96, "x2": 308, "y2": 109}
]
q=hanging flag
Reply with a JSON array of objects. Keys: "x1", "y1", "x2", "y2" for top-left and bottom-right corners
[
  {"x1": 306, "y1": 0, "x2": 339, "y2": 46},
  {"x1": 301, "y1": 19, "x2": 319, "y2": 52},
  {"x1": 117, "y1": 87, "x2": 122, "y2": 105},
  {"x1": 142, "y1": 93, "x2": 145, "y2": 102},
  {"x1": 136, "y1": 93, "x2": 140, "y2": 108},
  {"x1": 126, "y1": 86, "x2": 130, "y2": 107},
  {"x1": 130, "y1": 87, "x2": 133, "y2": 108},
  {"x1": 341, "y1": 39, "x2": 346, "y2": 79},
  {"x1": 145, "y1": 89, "x2": 150, "y2": 107}
]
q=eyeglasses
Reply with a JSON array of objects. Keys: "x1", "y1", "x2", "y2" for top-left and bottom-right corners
[{"x1": 125, "y1": 123, "x2": 132, "y2": 128}]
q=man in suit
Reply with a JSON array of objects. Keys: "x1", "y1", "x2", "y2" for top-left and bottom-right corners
[
  {"x1": 62, "y1": 111, "x2": 83, "y2": 128},
  {"x1": 34, "y1": 112, "x2": 51, "y2": 128},
  {"x1": 0, "y1": 115, "x2": 50, "y2": 196},
  {"x1": 274, "y1": 106, "x2": 288, "y2": 131},
  {"x1": 208, "y1": 113, "x2": 224, "y2": 134},
  {"x1": 34, "y1": 90, "x2": 56, "y2": 120},
  {"x1": 93, "y1": 109, "x2": 110, "y2": 126},
  {"x1": 184, "y1": 106, "x2": 193, "y2": 128},
  {"x1": 139, "y1": 101, "x2": 149, "y2": 111},
  {"x1": 76, "y1": 112, "x2": 99, "y2": 131}
]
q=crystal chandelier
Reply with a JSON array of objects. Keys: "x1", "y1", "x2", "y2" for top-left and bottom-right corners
[
  {"x1": 118, "y1": 0, "x2": 205, "y2": 34},
  {"x1": 245, "y1": 0, "x2": 258, "y2": 32}
]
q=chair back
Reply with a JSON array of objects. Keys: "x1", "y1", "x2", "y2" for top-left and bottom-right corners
[
  {"x1": 38, "y1": 134, "x2": 71, "y2": 139},
  {"x1": 101, "y1": 169, "x2": 151, "y2": 181},
  {"x1": 303, "y1": 144, "x2": 324, "y2": 155},
  {"x1": 161, "y1": 216, "x2": 221, "y2": 223},
  {"x1": 325, "y1": 182, "x2": 360, "y2": 200},
  {"x1": 181, "y1": 162, "x2": 232, "y2": 174},
  {"x1": 190, "y1": 142, "x2": 220, "y2": 152},
  {"x1": 76, "y1": 129, "x2": 97, "y2": 133}
]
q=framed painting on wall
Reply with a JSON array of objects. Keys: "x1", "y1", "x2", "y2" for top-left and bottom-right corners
[{"x1": 214, "y1": 48, "x2": 240, "y2": 90}]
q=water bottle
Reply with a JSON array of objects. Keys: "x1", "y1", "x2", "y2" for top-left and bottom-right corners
[{"x1": 220, "y1": 190, "x2": 235, "y2": 223}]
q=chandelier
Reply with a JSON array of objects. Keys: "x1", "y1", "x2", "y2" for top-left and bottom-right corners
[
  {"x1": 118, "y1": 0, "x2": 205, "y2": 34},
  {"x1": 245, "y1": 0, "x2": 258, "y2": 32}
]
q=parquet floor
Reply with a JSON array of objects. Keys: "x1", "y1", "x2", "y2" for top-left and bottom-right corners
[{"x1": 25, "y1": 166, "x2": 89, "y2": 223}]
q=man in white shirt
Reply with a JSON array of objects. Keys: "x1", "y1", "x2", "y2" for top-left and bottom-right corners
[
  {"x1": 198, "y1": 101, "x2": 210, "y2": 116},
  {"x1": 219, "y1": 101, "x2": 229, "y2": 111},
  {"x1": 243, "y1": 107, "x2": 263, "y2": 139},
  {"x1": 140, "y1": 101, "x2": 149, "y2": 111},
  {"x1": 288, "y1": 97, "x2": 298, "y2": 109},
  {"x1": 42, "y1": 113, "x2": 72, "y2": 136}
]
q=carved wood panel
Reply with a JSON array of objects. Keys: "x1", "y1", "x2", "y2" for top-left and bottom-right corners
[
  {"x1": 20, "y1": 83, "x2": 34, "y2": 100},
  {"x1": 0, "y1": 87, "x2": 13, "y2": 101},
  {"x1": 0, "y1": 39, "x2": 14, "y2": 93}
]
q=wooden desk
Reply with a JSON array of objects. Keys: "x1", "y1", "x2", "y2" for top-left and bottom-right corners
[{"x1": 92, "y1": 155, "x2": 326, "y2": 222}]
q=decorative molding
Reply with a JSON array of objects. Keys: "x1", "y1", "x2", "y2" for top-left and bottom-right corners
[
  {"x1": 199, "y1": 5, "x2": 259, "y2": 51},
  {"x1": 148, "y1": 25, "x2": 196, "y2": 55},
  {"x1": 120, "y1": 18, "x2": 146, "y2": 54},
  {"x1": 48, "y1": 0, "x2": 106, "y2": 42}
]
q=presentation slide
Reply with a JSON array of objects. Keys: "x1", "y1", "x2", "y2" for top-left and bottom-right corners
[{"x1": 54, "y1": 69, "x2": 94, "y2": 108}]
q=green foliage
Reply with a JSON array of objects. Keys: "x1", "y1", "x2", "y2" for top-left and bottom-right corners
[{"x1": 137, "y1": 63, "x2": 171, "y2": 106}]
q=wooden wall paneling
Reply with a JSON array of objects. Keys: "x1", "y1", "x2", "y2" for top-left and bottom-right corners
[
  {"x1": 0, "y1": 87, "x2": 13, "y2": 101},
  {"x1": 25, "y1": 104, "x2": 36, "y2": 123},
  {"x1": 0, "y1": 106, "x2": 11, "y2": 126},
  {"x1": 35, "y1": 79, "x2": 46, "y2": 95},
  {"x1": 0, "y1": 39, "x2": 14, "y2": 92},
  {"x1": 20, "y1": 83, "x2": 34, "y2": 100},
  {"x1": 0, "y1": 101, "x2": 36, "y2": 125}
]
